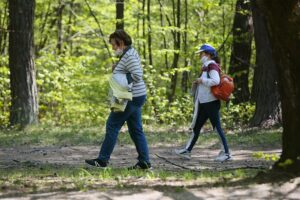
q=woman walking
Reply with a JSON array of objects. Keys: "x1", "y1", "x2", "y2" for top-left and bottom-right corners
[
  {"x1": 175, "y1": 44, "x2": 231, "y2": 162},
  {"x1": 85, "y1": 30, "x2": 151, "y2": 169}
]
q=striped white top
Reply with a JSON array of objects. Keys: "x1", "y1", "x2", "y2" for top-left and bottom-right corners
[{"x1": 113, "y1": 47, "x2": 147, "y2": 97}]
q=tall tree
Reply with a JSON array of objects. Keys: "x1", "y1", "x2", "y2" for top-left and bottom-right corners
[
  {"x1": 136, "y1": 0, "x2": 141, "y2": 52},
  {"x1": 0, "y1": 1, "x2": 8, "y2": 54},
  {"x1": 65, "y1": 0, "x2": 75, "y2": 55},
  {"x1": 181, "y1": 0, "x2": 188, "y2": 93},
  {"x1": 142, "y1": 0, "x2": 146, "y2": 60},
  {"x1": 228, "y1": 0, "x2": 253, "y2": 104},
  {"x1": 168, "y1": 0, "x2": 181, "y2": 102},
  {"x1": 250, "y1": 0, "x2": 281, "y2": 127},
  {"x1": 147, "y1": 0, "x2": 153, "y2": 66},
  {"x1": 8, "y1": 0, "x2": 38, "y2": 126},
  {"x1": 116, "y1": 0, "x2": 124, "y2": 30},
  {"x1": 57, "y1": 0, "x2": 64, "y2": 54},
  {"x1": 158, "y1": 0, "x2": 169, "y2": 70},
  {"x1": 257, "y1": 0, "x2": 300, "y2": 172}
]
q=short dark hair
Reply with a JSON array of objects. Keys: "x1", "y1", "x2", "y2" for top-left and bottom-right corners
[{"x1": 109, "y1": 29, "x2": 132, "y2": 46}]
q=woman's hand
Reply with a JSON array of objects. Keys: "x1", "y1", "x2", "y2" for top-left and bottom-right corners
[{"x1": 193, "y1": 78, "x2": 203, "y2": 85}]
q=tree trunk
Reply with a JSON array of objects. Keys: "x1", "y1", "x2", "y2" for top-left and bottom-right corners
[
  {"x1": 181, "y1": 0, "x2": 188, "y2": 93},
  {"x1": 147, "y1": 0, "x2": 153, "y2": 65},
  {"x1": 57, "y1": 0, "x2": 64, "y2": 54},
  {"x1": 66, "y1": 0, "x2": 75, "y2": 55},
  {"x1": 136, "y1": 0, "x2": 140, "y2": 52},
  {"x1": 250, "y1": 0, "x2": 281, "y2": 127},
  {"x1": 168, "y1": 0, "x2": 180, "y2": 102},
  {"x1": 0, "y1": 1, "x2": 8, "y2": 55},
  {"x1": 142, "y1": 0, "x2": 146, "y2": 60},
  {"x1": 221, "y1": 1, "x2": 227, "y2": 70},
  {"x1": 228, "y1": 0, "x2": 253, "y2": 104},
  {"x1": 8, "y1": 0, "x2": 38, "y2": 127},
  {"x1": 257, "y1": 0, "x2": 300, "y2": 172},
  {"x1": 159, "y1": 0, "x2": 169, "y2": 70},
  {"x1": 116, "y1": 0, "x2": 124, "y2": 30}
]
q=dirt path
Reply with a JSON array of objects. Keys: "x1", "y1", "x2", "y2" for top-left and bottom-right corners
[
  {"x1": 2, "y1": 145, "x2": 296, "y2": 200},
  {"x1": 1, "y1": 182, "x2": 300, "y2": 200},
  {"x1": 0, "y1": 145, "x2": 279, "y2": 171}
]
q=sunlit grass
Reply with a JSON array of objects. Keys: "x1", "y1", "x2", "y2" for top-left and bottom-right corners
[
  {"x1": 0, "y1": 125, "x2": 283, "y2": 194},
  {"x1": 0, "y1": 125, "x2": 282, "y2": 148},
  {"x1": 0, "y1": 164, "x2": 260, "y2": 193}
]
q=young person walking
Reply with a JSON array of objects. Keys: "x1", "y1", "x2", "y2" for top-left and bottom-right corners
[
  {"x1": 85, "y1": 30, "x2": 151, "y2": 169},
  {"x1": 175, "y1": 44, "x2": 231, "y2": 162}
]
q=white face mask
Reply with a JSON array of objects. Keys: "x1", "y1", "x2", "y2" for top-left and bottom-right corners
[
  {"x1": 200, "y1": 55, "x2": 209, "y2": 64},
  {"x1": 114, "y1": 48, "x2": 123, "y2": 56}
]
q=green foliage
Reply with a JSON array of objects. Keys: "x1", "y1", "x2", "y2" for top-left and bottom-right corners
[
  {"x1": 0, "y1": 0, "x2": 256, "y2": 128},
  {"x1": 221, "y1": 102, "x2": 256, "y2": 127},
  {"x1": 35, "y1": 52, "x2": 110, "y2": 126},
  {"x1": 252, "y1": 152, "x2": 280, "y2": 162},
  {"x1": 277, "y1": 159, "x2": 294, "y2": 168},
  {"x1": 0, "y1": 57, "x2": 10, "y2": 127}
]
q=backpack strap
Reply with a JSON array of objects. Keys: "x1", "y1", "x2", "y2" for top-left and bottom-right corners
[{"x1": 206, "y1": 63, "x2": 221, "y2": 78}]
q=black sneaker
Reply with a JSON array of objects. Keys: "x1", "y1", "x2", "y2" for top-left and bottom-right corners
[
  {"x1": 128, "y1": 161, "x2": 152, "y2": 170},
  {"x1": 85, "y1": 158, "x2": 108, "y2": 168}
]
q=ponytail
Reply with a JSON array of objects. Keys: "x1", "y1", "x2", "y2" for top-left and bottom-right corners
[{"x1": 212, "y1": 56, "x2": 221, "y2": 64}]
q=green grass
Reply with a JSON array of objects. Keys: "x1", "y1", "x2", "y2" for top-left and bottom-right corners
[
  {"x1": 0, "y1": 125, "x2": 282, "y2": 148},
  {"x1": 0, "y1": 125, "x2": 283, "y2": 195},
  {"x1": 0, "y1": 164, "x2": 260, "y2": 193}
]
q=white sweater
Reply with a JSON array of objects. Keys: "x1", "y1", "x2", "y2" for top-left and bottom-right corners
[
  {"x1": 190, "y1": 60, "x2": 220, "y2": 128},
  {"x1": 196, "y1": 60, "x2": 220, "y2": 103}
]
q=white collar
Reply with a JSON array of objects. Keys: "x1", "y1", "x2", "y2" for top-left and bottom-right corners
[{"x1": 203, "y1": 60, "x2": 216, "y2": 67}]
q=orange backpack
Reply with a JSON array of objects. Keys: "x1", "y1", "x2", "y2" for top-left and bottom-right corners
[{"x1": 208, "y1": 64, "x2": 234, "y2": 101}]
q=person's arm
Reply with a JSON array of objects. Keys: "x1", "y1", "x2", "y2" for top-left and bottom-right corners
[
  {"x1": 201, "y1": 70, "x2": 220, "y2": 87},
  {"x1": 125, "y1": 55, "x2": 143, "y2": 82}
]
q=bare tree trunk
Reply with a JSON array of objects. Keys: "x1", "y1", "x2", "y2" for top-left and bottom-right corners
[
  {"x1": 221, "y1": 1, "x2": 227, "y2": 70},
  {"x1": 66, "y1": 0, "x2": 75, "y2": 55},
  {"x1": 257, "y1": 0, "x2": 300, "y2": 172},
  {"x1": 116, "y1": 0, "x2": 124, "y2": 30},
  {"x1": 57, "y1": 0, "x2": 64, "y2": 54},
  {"x1": 0, "y1": 1, "x2": 8, "y2": 55},
  {"x1": 8, "y1": 0, "x2": 38, "y2": 127},
  {"x1": 181, "y1": 0, "x2": 188, "y2": 93},
  {"x1": 228, "y1": 0, "x2": 253, "y2": 104},
  {"x1": 168, "y1": 0, "x2": 180, "y2": 102},
  {"x1": 147, "y1": 0, "x2": 153, "y2": 66},
  {"x1": 142, "y1": 0, "x2": 146, "y2": 60},
  {"x1": 158, "y1": 0, "x2": 169, "y2": 70},
  {"x1": 137, "y1": 0, "x2": 141, "y2": 52},
  {"x1": 250, "y1": 0, "x2": 281, "y2": 127}
]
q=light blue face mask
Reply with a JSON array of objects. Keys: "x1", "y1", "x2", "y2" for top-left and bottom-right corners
[
  {"x1": 114, "y1": 48, "x2": 123, "y2": 56},
  {"x1": 200, "y1": 55, "x2": 209, "y2": 64}
]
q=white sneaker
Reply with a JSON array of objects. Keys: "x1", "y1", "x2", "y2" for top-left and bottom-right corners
[
  {"x1": 174, "y1": 148, "x2": 191, "y2": 159},
  {"x1": 214, "y1": 152, "x2": 232, "y2": 162},
  {"x1": 217, "y1": 150, "x2": 225, "y2": 157}
]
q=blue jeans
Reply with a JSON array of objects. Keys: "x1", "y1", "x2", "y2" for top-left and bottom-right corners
[
  {"x1": 98, "y1": 95, "x2": 150, "y2": 163},
  {"x1": 187, "y1": 100, "x2": 229, "y2": 154}
]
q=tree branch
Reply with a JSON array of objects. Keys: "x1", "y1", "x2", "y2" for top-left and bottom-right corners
[{"x1": 84, "y1": 0, "x2": 114, "y2": 63}]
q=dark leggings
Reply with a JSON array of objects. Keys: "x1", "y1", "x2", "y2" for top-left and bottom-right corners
[{"x1": 186, "y1": 100, "x2": 229, "y2": 153}]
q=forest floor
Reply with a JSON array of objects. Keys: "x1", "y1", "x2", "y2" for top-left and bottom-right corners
[{"x1": 0, "y1": 126, "x2": 299, "y2": 199}]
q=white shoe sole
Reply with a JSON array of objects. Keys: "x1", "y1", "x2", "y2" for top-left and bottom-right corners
[
  {"x1": 214, "y1": 157, "x2": 232, "y2": 162},
  {"x1": 174, "y1": 151, "x2": 191, "y2": 160}
]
